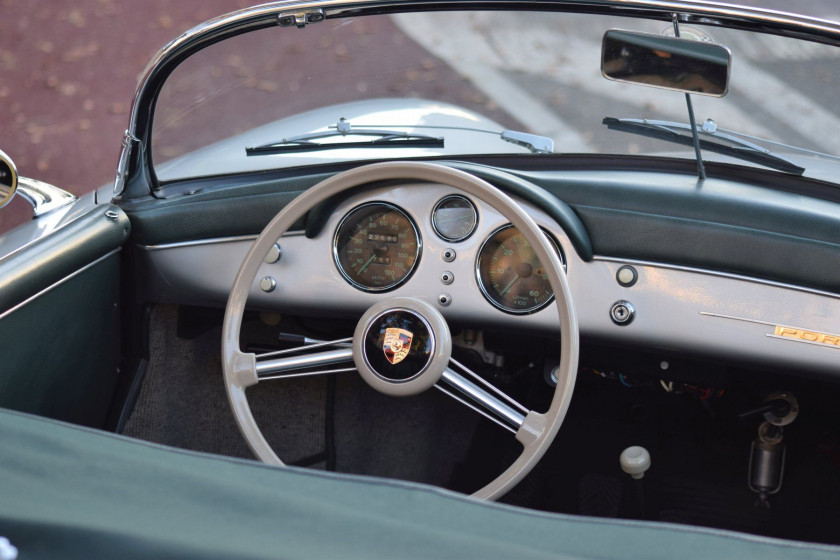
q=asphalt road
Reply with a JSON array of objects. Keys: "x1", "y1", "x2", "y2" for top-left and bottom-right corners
[{"x1": 0, "y1": 1, "x2": 837, "y2": 233}]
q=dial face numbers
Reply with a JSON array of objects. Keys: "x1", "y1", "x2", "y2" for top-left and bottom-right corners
[
  {"x1": 476, "y1": 225, "x2": 562, "y2": 314},
  {"x1": 334, "y1": 203, "x2": 421, "y2": 292},
  {"x1": 432, "y1": 195, "x2": 478, "y2": 242}
]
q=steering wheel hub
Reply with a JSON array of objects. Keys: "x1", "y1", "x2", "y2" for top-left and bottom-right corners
[
  {"x1": 363, "y1": 309, "x2": 434, "y2": 380},
  {"x1": 353, "y1": 297, "x2": 452, "y2": 397}
]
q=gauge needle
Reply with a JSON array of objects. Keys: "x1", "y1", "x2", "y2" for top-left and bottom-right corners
[
  {"x1": 499, "y1": 274, "x2": 520, "y2": 296},
  {"x1": 357, "y1": 254, "x2": 376, "y2": 274}
]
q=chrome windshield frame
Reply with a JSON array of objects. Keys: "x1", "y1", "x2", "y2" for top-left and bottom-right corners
[{"x1": 114, "y1": 0, "x2": 840, "y2": 199}]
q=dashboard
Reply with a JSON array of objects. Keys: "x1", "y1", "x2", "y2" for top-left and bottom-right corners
[{"x1": 136, "y1": 177, "x2": 840, "y2": 378}]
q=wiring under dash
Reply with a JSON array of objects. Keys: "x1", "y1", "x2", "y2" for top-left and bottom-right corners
[{"x1": 582, "y1": 367, "x2": 725, "y2": 401}]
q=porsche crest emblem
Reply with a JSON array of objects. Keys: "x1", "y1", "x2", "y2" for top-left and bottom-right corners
[{"x1": 383, "y1": 327, "x2": 413, "y2": 365}]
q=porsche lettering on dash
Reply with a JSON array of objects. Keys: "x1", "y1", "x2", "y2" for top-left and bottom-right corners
[
  {"x1": 773, "y1": 326, "x2": 840, "y2": 349},
  {"x1": 383, "y1": 327, "x2": 413, "y2": 364}
]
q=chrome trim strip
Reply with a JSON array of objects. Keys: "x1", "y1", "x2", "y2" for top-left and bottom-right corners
[
  {"x1": 140, "y1": 235, "x2": 258, "y2": 251},
  {"x1": 0, "y1": 248, "x2": 121, "y2": 321},
  {"x1": 698, "y1": 311, "x2": 776, "y2": 327},
  {"x1": 139, "y1": 231, "x2": 305, "y2": 251},
  {"x1": 701, "y1": 311, "x2": 840, "y2": 351},
  {"x1": 595, "y1": 256, "x2": 840, "y2": 300},
  {"x1": 118, "y1": 0, "x2": 840, "y2": 196}
]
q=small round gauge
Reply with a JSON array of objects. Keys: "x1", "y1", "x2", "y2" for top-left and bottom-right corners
[
  {"x1": 432, "y1": 195, "x2": 478, "y2": 242},
  {"x1": 334, "y1": 202, "x2": 421, "y2": 292},
  {"x1": 476, "y1": 225, "x2": 564, "y2": 314}
]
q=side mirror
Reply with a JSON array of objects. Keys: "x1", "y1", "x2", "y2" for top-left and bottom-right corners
[
  {"x1": 0, "y1": 149, "x2": 18, "y2": 209},
  {"x1": 601, "y1": 29, "x2": 730, "y2": 97}
]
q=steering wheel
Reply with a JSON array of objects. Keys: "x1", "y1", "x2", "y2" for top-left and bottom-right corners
[{"x1": 222, "y1": 161, "x2": 578, "y2": 500}]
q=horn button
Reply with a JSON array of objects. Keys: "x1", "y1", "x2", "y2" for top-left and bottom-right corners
[
  {"x1": 353, "y1": 297, "x2": 452, "y2": 397},
  {"x1": 364, "y1": 311, "x2": 434, "y2": 381}
]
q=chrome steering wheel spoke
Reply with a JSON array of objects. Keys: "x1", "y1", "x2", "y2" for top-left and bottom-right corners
[
  {"x1": 255, "y1": 338, "x2": 355, "y2": 380},
  {"x1": 436, "y1": 359, "x2": 528, "y2": 434}
]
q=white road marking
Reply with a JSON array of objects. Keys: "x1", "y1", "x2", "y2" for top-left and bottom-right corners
[
  {"x1": 393, "y1": 11, "x2": 840, "y2": 155},
  {"x1": 391, "y1": 13, "x2": 592, "y2": 152}
]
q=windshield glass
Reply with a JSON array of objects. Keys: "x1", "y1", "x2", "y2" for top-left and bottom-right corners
[{"x1": 152, "y1": 10, "x2": 840, "y2": 183}]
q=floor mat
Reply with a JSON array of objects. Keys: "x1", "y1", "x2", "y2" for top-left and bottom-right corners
[{"x1": 122, "y1": 305, "x2": 327, "y2": 465}]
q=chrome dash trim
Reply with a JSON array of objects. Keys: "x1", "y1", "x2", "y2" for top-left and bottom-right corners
[
  {"x1": 139, "y1": 230, "x2": 306, "y2": 251},
  {"x1": 594, "y1": 256, "x2": 840, "y2": 301},
  {"x1": 698, "y1": 311, "x2": 776, "y2": 328},
  {"x1": 701, "y1": 312, "x2": 840, "y2": 351},
  {"x1": 140, "y1": 235, "x2": 257, "y2": 251},
  {"x1": 0, "y1": 248, "x2": 121, "y2": 321}
]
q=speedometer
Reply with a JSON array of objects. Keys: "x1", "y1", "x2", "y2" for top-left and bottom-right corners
[
  {"x1": 476, "y1": 225, "x2": 563, "y2": 314},
  {"x1": 333, "y1": 202, "x2": 421, "y2": 292}
]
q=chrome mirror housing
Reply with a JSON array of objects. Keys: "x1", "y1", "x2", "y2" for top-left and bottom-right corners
[
  {"x1": 0, "y1": 148, "x2": 77, "y2": 218},
  {"x1": 0, "y1": 149, "x2": 18, "y2": 210},
  {"x1": 601, "y1": 29, "x2": 731, "y2": 97}
]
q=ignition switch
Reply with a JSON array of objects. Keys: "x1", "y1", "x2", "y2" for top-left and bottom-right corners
[{"x1": 610, "y1": 300, "x2": 635, "y2": 325}]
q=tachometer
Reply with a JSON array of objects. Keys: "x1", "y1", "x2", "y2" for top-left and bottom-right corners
[
  {"x1": 476, "y1": 225, "x2": 563, "y2": 314},
  {"x1": 334, "y1": 202, "x2": 421, "y2": 292}
]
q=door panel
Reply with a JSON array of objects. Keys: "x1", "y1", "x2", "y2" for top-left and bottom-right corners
[{"x1": 0, "y1": 203, "x2": 128, "y2": 427}]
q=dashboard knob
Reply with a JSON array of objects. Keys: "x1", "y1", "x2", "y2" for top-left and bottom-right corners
[{"x1": 260, "y1": 276, "x2": 277, "y2": 293}]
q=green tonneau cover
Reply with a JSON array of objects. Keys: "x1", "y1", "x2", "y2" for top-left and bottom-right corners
[{"x1": 1, "y1": 408, "x2": 838, "y2": 559}]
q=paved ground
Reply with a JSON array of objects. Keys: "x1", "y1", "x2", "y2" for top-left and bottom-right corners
[
  {"x1": 0, "y1": 1, "x2": 837, "y2": 233},
  {"x1": 0, "y1": 0, "x2": 263, "y2": 231}
]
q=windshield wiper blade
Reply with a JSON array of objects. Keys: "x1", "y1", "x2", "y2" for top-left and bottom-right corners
[
  {"x1": 246, "y1": 117, "x2": 443, "y2": 156},
  {"x1": 603, "y1": 117, "x2": 805, "y2": 175}
]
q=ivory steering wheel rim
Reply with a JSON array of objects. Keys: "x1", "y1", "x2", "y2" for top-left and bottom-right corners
[{"x1": 222, "y1": 161, "x2": 578, "y2": 500}]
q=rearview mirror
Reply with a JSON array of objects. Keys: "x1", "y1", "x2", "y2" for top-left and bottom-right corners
[
  {"x1": 0, "y1": 149, "x2": 18, "y2": 209},
  {"x1": 601, "y1": 30, "x2": 730, "y2": 97}
]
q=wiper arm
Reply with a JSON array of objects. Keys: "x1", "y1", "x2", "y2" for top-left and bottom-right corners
[
  {"x1": 603, "y1": 117, "x2": 805, "y2": 175},
  {"x1": 246, "y1": 117, "x2": 443, "y2": 156}
]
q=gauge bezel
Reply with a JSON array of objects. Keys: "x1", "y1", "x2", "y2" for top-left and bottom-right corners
[
  {"x1": 333, "y1": 201, "x2": 422, "y2": 293},
  {"x1": 431, "y1": 194, "x2": 478, "y2": 242},
  {"x1": 475, "y1": 224, "x2": 565, "y2": 315}
]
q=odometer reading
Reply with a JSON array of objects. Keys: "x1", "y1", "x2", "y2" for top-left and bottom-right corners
[
  {"x1": 476, "y1": 225, "x2": 563, "y2": 314},
  {"x1": 334, "y1": 203, "x2": 421, "y2": 292}
]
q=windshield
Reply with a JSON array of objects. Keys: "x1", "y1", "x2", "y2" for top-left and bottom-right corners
[{"x1": 152, "y1": 9, "x2": 840, "y2": 183}]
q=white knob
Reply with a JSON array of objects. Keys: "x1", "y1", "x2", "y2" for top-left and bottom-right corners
[{"x1": 620, "y1": 446, "x2": 651, "y2": 479}]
